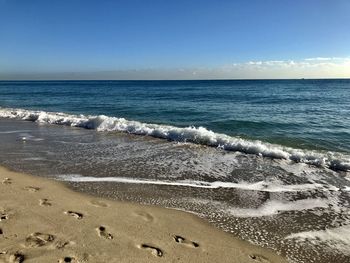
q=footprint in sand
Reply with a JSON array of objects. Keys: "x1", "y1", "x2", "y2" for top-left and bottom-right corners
[
  {"x1": 249, "y1": 254, "x2": 271, "y2": 263},
  {"x1": 0, "y1": 213, "x2": 8, "y2": 221},
  {"x1": 134, "y1": 211, "x2": 154, "y2": 222},
  {"x1": 39, "y1": 198, "x2": 52, "y2": 206},
  {"x1": 2, "y1": 178, "x2": 12, "y2": 185},
  {"x1": 25, "y1": 232, "x2": 55, "y2": 248},
  {"x1": 173, "y1": 235, "x2": 199, "y2": 248},
  {"x1": 58, "y1": 256, "x2": 76, "y2": 263},
  {"x1": 90, "y1": 200, "x2": 108, "y2": 207},
  {"x1": 8, "y1": 251, "x2": 25, "y2": 263},
  {"x1": 24, "y1": 186, "x2": 40, "y2": 192},
  {"x1": 139, "y1": 244, "x2": 163, "y2": 257},
  {"x1": 96, "y1": 226, "x2": 113, "y2": 240},
  {"x1": 0, "y1": 228, "x2": 3, "y2": 235},
  {"x1": 53, "y1": 240, "x2": 74, "y2": 250},
  {"x1": 64, "y1": 211, "x2": 83, "y2": 220}
]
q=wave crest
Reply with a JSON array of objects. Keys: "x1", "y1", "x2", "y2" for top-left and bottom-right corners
[{"x1": 1, "y1": 107, "x2": 349, "y2": 172}]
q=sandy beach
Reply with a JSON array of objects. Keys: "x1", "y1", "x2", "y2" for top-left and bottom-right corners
[{"x1": 0, "y1": 166, "x2": 288, "y2": 263}]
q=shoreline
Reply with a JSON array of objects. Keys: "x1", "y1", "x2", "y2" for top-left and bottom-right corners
[{"x1": 0, "y1": 165, "x2": 288, "y2": 263}]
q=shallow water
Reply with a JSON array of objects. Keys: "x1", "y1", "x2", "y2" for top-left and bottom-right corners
[{"x1": 0, "y1": 119, "x2": 349, "y2": 263}]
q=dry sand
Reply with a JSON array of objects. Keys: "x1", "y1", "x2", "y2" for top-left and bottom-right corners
[{"x1": 0, "y1": 166, "x2": 287, "y2": 263}]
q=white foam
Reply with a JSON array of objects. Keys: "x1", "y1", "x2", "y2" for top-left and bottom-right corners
[
  {"x1": 285, "y1": 225, "x2": 350, "y2": 255},
  {"x1": 0, "y1": 130, "x2": 31, "y2": 134},
  {"x1": 344, "y1": 186, "x2": 350, "y2": 191},
  {"x1": 227, "y1": 198, "x2": 330, "y2": 217},
  {"x1": 1, "y1": 107, "x2": 349, "y2": 171},
  {"x1": 57, "y1": 174, "x2": 324, "y2": 192}
]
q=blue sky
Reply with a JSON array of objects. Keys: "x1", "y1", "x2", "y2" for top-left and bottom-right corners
[{"x1": 0, "y1": 0, "x2": 350, "y2": 79}]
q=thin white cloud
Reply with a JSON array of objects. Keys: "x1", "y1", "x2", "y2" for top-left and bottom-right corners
[
  {"x1": 304, "y1": 57, "x2": 350, "y2": 62},
  {"x1": 304, "y1": 57, "x2": 332, "y2": 61},
  {"x1": 196, "y1": 57, "x2": 350, "y2": 79},
  {"x1": 247, "y1": 61, "x2": 263, "y2": 65}
]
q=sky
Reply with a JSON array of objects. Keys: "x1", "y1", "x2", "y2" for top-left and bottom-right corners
[{"x1": 0, "y1": 0, "x2": 350, "y2": 80}]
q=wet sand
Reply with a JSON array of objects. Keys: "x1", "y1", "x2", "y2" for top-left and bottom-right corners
[{"x1": 0, "y1": 166, "x2": 287, "y2": 263}]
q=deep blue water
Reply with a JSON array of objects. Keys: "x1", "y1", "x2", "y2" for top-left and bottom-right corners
[{"x1": 0, "y1": 79, "x2": 350, "y2": 153}]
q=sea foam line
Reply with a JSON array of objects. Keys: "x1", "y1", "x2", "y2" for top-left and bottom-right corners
[
  {"x1": 1, "y1": 107, "x2": 350, "y2": 171},
  {"x1": 56, "y1": 174, "x2": 324, "y2": 192},
  {"x1": 226, "y1": 198, "x2": 331, "y2": 218},
  {"x1": 285, "y1": 225, "x2": 350, "y2": 255}
]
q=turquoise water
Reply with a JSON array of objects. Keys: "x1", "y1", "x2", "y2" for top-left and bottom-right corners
[{"x1": 0, "y1": 79, "x2": 349, "y2": 153}]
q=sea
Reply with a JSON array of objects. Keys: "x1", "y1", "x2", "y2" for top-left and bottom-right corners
[{"x1": 0, "y1": 79, "x2": 350, "y2": 263}]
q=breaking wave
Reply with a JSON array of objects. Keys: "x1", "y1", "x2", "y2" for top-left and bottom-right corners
[{"x1": 1, "y1": 107, "x2": 349, "y2": 172}]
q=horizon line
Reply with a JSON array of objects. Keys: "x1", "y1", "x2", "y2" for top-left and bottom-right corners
[{"x1": 1, "y1": 77, "x2": 350, "y2": 82}]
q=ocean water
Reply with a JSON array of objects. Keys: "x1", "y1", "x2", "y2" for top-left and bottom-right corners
[
  {"x1": 0, "y1": 79, "x2": 349, "y2": 154},
  {"x1": 1, "y1": 80, "x2": 350, "y2": 263},
  {"x1": 1, "y1": 80, "x2": 350, "y2": 171}
]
